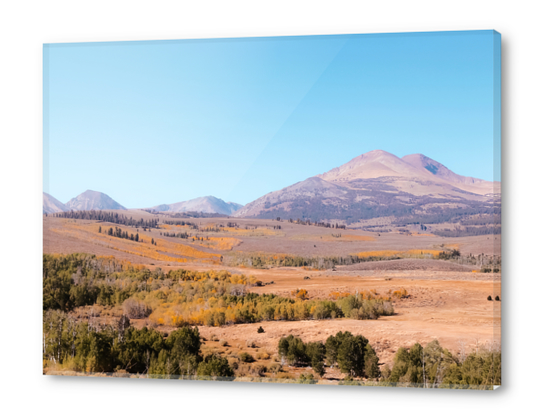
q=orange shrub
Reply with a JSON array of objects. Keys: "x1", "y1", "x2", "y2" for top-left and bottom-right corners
[{"x1": 291, "y1": 289, "x2": 309, "y2": 300}]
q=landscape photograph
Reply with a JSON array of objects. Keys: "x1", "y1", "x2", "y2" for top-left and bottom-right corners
[{"x1": 43, "y1": 30, "x2": 501, "y2": 389}]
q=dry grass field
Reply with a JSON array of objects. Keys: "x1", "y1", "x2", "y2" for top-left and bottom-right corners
[
  {"x1": 43, "y1": 212, "x2": 501, "y2": 382},
  {"x1": 44, "y1": 212, "x2": 501, "y2": 262}
]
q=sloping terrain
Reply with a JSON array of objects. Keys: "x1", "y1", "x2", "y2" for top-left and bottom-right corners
[
  {"x1": 234, "y1": 150, "x2": 500, "y2": 228},
  {"x1": 149, "y1": 195, "x2": 242, "y2": 215},
  {"x1": 401, "y1": 153, "x2": 499, "y2": 195},
  {"x1": 43, "y1": 192, "x2": 69, "y2": 214}
]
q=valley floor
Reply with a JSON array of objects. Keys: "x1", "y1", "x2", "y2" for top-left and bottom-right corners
[{"x1": 43, "y1": 214, "x2": 501, "y2": 381}]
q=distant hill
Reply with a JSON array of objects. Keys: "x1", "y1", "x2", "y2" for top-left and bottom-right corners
[
  {"x1": 43, "y1": 192, "x2": 69, "y2": 214},
  {"x1": 233, "y1": 150, "x2": 500, "y2": 226},
  {"x1": 149, "y1": 196, "x2": 243, "y2": 215},
  {"x1": 65, "y1": 190, "x2": 126, "y2": 211}
]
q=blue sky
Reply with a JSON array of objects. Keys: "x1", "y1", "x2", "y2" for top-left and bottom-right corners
[{"x1": 44, "y1": 30, "x2": 501, "y2": 208}]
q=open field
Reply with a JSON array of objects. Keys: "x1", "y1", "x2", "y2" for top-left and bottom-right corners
[
  {"x1": 44, "y1": 212, "x2": 501, "y2": 263},
  {"x1": 201, "y1": 296, "x2": 499, "y2": 369},
  {"x1": 187, "y1": 268, "x2": 500, "y2": 367},
  {"x1": 43, "y1": 212, "x2": 501, "y2": 384}
]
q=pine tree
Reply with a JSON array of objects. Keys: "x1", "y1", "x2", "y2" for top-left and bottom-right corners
[{"x1": 364, "y1": 343, "x2": 381, "y2": 379}]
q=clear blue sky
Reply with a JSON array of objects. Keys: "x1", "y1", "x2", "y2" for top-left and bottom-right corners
[{"x1": 44, "y1": 30, "x2": 501, "y2": 208}]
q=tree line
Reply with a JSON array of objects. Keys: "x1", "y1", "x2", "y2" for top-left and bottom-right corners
[
  {"x1": 277, "y1": 333, "x2": 500, "y2": 388},
  {"x1": 54, "y1": 210, "x2": 159, "y2": 229},
  {"x1": 229, "y1": 252, "x2": 405, "y2": 270},
  {"x1": 284, "y1": 218, "x2": 346, "y2": 229},
  {"x1": 43, "y1": 254, "x2": 395, "y2": 328},
  {"x1": 162, "y1": 220, "x2": 198, "y2": 229},
  {"x1": 394, "y1": 203, "x2": 500, "y2": 228},
  {"x1": 43, "y1": 311, "x2": 233, "y2": 379},
  {"x1": 161, "y1": 231, "x2": 190, "y2": 239},
  {"x1": 433, "y1": 226, "x2": 501, "y2": 237},
  {"x1": 101, "y1": 226, "x2": 140, "y2": 242}
]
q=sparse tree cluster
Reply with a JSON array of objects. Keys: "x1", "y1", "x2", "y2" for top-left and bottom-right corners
[
  {"x1": 381, "y1": 340, "x2": 501, "y2": 389},
  {"x1": 433, "y1": 226, "x2": 501, "y2": 237},
  {"x1": 162, "y1": 220, "x2": 198, "y2": 229},
  {"x1": 284, "y1": 218, "x2": 347, "y2": 229},
  {"x1": 55, "y1": 210, "x2": 158, "y2": 228},
  {"x1": 105, "y1": 226, "x2": 140, "y2": 242},
  {"x1": 278, "y1": 332, "x2": 380, "y2": 379},
  {"x1": 161, "y1": 231, "x2": 190, "y2": 239}
]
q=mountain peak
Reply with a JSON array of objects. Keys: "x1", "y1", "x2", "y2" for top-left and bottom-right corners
[
  {"x1": 362, "y1": 149, "x2": 395, "y2": 157},
  {"x1": 318, "y1": 149, "x2": 424, "y2": 182},
  {"x1": 148, "y1": 196, "x2": 242, "y2": 215},
  {"x1": 65, "y1": 190, "x2": 126, "y2": 211},
  {"x1": 43, "y1": 192, "x2": 69, "y2": 214},
  {"x1": 230, "y1": 148, "x2": 501, "y2": 220},
  {"x1": 402, "y1": 153, "x2": 443, "y2": 174}
]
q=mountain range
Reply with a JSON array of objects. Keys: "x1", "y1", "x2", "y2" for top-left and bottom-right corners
[
  {"x1": 43, "y1": 190, "x2": 126, "y2": 214},
  {"x1": 44, "y1": 150, "x2": 500, "y2": 226},
  {"x1": 43, "y1": 191, "x2": 241, "y2": 216},
  {"x1": 233, "y1": 150, "x2": 500, "y2": 224}
]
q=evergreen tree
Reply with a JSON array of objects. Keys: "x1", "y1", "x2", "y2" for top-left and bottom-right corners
[
  {"x1": 364, "y1": 343, "x2": 380, "y2": 379},
  {"x1": 196, "y1": 353, "x2": 234, "y2": 380}
]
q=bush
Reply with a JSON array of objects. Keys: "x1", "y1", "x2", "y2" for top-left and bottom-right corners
[
  {"x1": 297, "y1": 373, "x2": 316, "y2": 384},
  {"x1": 246, "y1": 339, "x2": 256, "y2": 348},
  {"x1": 122, "y1": 298, "x2": 151, "y2": 319},
  {"x1": 487, "y1": 295, "x2": 493, "y2": 301},
  {"x1": 238, "y1": 352, "x2": 255, "y2": 363},
  {"x1": 268, "y1": 363, "x2": 282, "y2": 374},
  {"x1": 210, "y1": 334, "x2": 218, "y2": 342},
  {"x1": 495, "y1": 295, "x2": 500, "y2": 301},
  {"x1": 219, "y1": 339, "x2": 228, "y2": 347},
  {"x1": 337, "y1": 295, "x2": 394, "y2": 320},
  {"x1": 257, "y1": 326, "x2": 264, "y2": 333},
  {"x1": 256, "y1": 351, "x2": 270, "y2": 360},
  {"x1": 338, "y1": 378, "x2": 363, "y2": 386},
  {"x1": 196, "y1": 353, "x2": 234, "y2": 379},
  {"x1": 251, "y1": 364, "x2": 267, "y2": 377}
]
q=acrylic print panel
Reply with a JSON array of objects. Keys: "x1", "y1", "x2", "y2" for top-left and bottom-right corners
[{"x1": 43, "y1": 30, "x2": 501, "y2": 389}]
